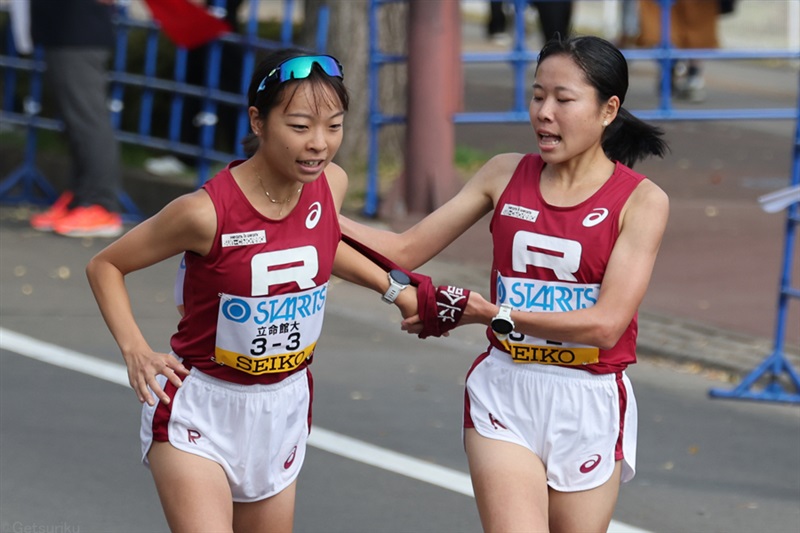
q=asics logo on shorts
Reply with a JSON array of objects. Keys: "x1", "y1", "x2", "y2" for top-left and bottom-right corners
[
  {"x1": 489, "y1": 413, "x2": 507, "y2": 430},
  {"x1": 579, "y1": 454, "x2": 602, "y2": 473},
  {"x1": 284, "y1": 445, "x2": 298, "y2": 469}
]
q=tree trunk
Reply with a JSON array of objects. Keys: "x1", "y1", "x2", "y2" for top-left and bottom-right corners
[{"x1": 301, "y1": 1, "x2": 407, "y2": 202}]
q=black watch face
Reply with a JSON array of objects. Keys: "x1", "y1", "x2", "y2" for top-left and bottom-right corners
[
  {"x1": 491, "y1": 318, "x2": 513, "y2": 335},
  {"x1": 390, "y1": 269, "x2": 411, "y2": 285}
]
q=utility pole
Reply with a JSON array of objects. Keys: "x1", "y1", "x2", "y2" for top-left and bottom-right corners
[{"x1": 404, "y1": 0, "x2": 462, "y2": 214}]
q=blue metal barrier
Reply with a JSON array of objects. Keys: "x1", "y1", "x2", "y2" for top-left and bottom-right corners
[
  {"x1": 0, "y1": 45, "x2": 57, "y2": 206},
  {"x1": 365, "y1": 0, "x2": 800, "y2": 217},
  {"x1": 366, "y1": 0, "x2": 800, "y2": 403},
  {"x1": 710, "y1": 87, "x2": 800, "y2": 404},
  {"x1": 0, "y1": 0, "x2": 330, "y2": 220}
]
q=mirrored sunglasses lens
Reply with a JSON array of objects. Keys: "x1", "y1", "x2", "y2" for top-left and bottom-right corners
[
  {"x1": 280, "y1": 56, "x2": 342, "y2": 82},
  {"x1": 258, "y1": 56, "x2": 342, "y2": 92},
  {"x1": 312, "y1": 56, "x2": 343, "y2": 77},
  {"x1": 278, "y1": 58, "x2": 312, "y2": 82}
]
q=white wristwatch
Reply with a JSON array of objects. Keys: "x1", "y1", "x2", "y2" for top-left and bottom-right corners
[
  {"x1": 382, "y1": 269, "x2": 411, "y2": 304},
  {"x1": 491, "y1": 303, "x2": 515, "y2": 339}
]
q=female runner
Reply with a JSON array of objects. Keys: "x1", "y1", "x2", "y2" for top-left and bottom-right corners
[
  {"x1": 87, "y1": 49, "x2": 416, "y2": 532},
  {"x1": 341, "y1": 35, "x2": 670, "y2": 532}
]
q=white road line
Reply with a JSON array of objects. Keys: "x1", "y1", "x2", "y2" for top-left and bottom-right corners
[
  {"x1": 0, "y1": 327, "x2": 651, "y2": 533},
  {"x1": 1, "y1": 327, "x2": 129, "y2": 386},
  {"x1": 308, "y1": 426, "x2": 474, "y2": 496}
]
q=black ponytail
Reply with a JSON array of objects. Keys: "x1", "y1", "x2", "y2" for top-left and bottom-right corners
[{"x1": 602, "y1": 108, "x2": 668, "y2": 168}]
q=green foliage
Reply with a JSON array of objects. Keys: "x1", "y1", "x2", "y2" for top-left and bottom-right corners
[{"x1": 454, "y1": 145, "x2": 491, "y2": 173}]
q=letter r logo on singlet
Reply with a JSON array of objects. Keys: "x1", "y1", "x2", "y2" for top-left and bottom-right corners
[
  {"x1": 512, "y1": 231, "x2": 582, "y2": 282},
  {"x1": 251, "y1": 246, "x2": 319, "y2": 296}
]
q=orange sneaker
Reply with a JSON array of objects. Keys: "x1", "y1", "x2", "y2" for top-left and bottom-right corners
[
  {"x1": 52, "y1": 205, "x2": 123, "y2": 238},
  {"x1": 30, "y1": 191, "x2": 74, "y2": 231}
]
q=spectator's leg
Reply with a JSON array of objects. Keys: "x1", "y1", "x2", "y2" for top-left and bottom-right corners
[
  {"x1": 530, "y1": 0, "x2": 573, "y2": 42},
  {"x1": 45, "y1": 48, "x2": 120, "y2": 212},
  {"x1": 487, "y1": 1, "x2": 507, "y2": 37}
]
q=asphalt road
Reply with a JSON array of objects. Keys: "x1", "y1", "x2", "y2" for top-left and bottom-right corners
[{"x1": 1, "y1": 221, "x2": 799, "y2": 533}]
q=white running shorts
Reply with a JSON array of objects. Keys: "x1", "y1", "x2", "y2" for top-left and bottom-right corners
[
  {"x1": 464, "y1": 348, "x2": 637, "y2": 492},
  {"x1": 141, "y1": 366, "x2": 311, "y2": 502}
]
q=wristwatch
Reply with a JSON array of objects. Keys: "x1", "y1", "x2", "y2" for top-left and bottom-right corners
[
  {"x1": 491, "y1": 304, "x2": 515, "y2": 339},
  {"x1": 382, "y1": 269, "x2": 411, "y2": 304}
]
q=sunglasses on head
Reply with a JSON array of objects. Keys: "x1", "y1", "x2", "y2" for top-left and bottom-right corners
[{"x1": 257, "y1": 55, "x2": 344, "y2": 93}]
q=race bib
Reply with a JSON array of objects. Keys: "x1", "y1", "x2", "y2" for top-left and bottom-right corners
[
  {"x1": 214, "y1": 284, "x2": 327, "y2": 375},
  {"x1": 496, "y1": 275, "x2": 601, "y2": 366},
  {"x1": 500, "y1": 335, "x2": 600, "y2": 366}
]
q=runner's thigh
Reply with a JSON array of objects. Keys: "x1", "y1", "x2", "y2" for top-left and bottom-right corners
[
  {"x1": 233, "y1": 480, "x2": 297, "y2": 533},
  {"x1": 148, "y1": 441, "x2": 234, "y2": 533},
  {"x1": 548, "y1": 461, "x2": 623, "y2": 533},
  {"x1": 465, "y1": 428, "x2": 549, "y2": 533}
]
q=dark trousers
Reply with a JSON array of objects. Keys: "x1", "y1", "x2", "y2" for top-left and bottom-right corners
[
  {"x1": 529, "y1": 1, "x2": 573, "y2": 41},
  {"x1": 44, "y1": 48, "x2": 120, "y2": 212},
  {"x1": 488, "y1": 1, "x2": 507, "y2": 35},
  {"x1": 180, "y1": 0, "x2": 244, "y2": 161},
  {"x1": 487, "y1": 1, "x2": 573, "y2": 41}
]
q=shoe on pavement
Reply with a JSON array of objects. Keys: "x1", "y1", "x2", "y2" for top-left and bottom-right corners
[
  {"x1": 30, "y1": 191, "x2": 74, "y2": 231},
  {"x1": 52, "y1": 205, "x2": 123, "y2": 238}
]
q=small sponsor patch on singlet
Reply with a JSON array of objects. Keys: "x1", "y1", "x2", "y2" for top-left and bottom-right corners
[
  {"x1": 214, "y1": 284, "x2": 327, "y2": 375},
  {"x1": 501, "y1": 203, "x2": 539, "y2": 223},
  {"x1": 221, "y1": 230, "x2": 267, "y2": 247},
  {"x1": 496, "y1": 275, "x2": 600, "y2": 366}
]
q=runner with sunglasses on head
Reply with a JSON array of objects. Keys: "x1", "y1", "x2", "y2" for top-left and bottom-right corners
[
  {"x1": 341, "y1": 35, "x2": 670, "y2": 532},
  {"x1": 87, "y1": 49, "x2": 417, "y2": 532}
]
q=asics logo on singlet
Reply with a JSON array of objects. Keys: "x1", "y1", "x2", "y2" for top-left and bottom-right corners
[
  {"x1": 306, "y1": 201, "x2": 322, "y2": 229},
  {"x1": 582, "y1": 208, "x2": 609, "y2": 227},
  {"x1": 579, "y1": 454, "x2": 602, "y2": 473}
]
